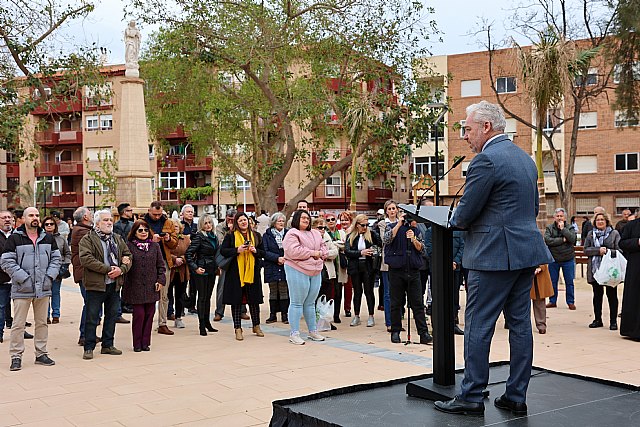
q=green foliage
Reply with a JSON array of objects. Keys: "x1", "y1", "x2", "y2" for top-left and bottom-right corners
[
  {"x1": 85, "y1": 150, "x2": 118, "y2": 209},
  {"x1": 178, "y1": 186, "x2": 214, "y2": 201},
  {"x1": 132, "y1": 0, "x2": 437, "y2": 213}
]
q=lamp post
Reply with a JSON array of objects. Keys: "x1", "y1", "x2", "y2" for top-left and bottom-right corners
[{"x1": 426, "y1": 103, "x2": 448, "y2": 206}]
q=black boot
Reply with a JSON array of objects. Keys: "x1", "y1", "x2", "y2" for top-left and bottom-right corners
[
  {"x1": 280, "y1": 299, "x2": 290, "y2": 323},
  {"x1": 199, "y1": 325, "x2": 207, "y2": 336},
  {"x1": 206, "y1": 323, "x2": 218, "y2": 332},
  {"x1": 266, "y1": 300, "x2": 278, "y2": 324}
]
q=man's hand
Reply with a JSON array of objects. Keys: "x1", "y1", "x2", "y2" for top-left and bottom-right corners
[
  {"x1": 557, "y1": 220, "x2": 564, "y2": 230},
  {"x1": 108, "y1": 266, "x2": 122, "y2": 279},
  {"x1": 122, "y1": 256, "x2": 131, "y2": 265}
]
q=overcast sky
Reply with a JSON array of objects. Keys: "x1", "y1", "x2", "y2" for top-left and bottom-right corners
[{"x1": 62, "y1": 0, "x2": 519, "y2": 64}]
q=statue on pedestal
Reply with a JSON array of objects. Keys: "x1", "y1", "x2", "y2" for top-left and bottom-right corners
[{"x1": 124, "y1": 21, "x2": 141, "y2": 78}]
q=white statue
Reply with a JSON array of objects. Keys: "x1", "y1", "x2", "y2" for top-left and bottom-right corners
[{"x1": 124, "y1": 21, "x2": 141, "y2": 77}]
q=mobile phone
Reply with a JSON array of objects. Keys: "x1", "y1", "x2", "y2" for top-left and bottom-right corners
[
  {"x1": 158, "y1": 232, "x2": 167, "y2": 237},
  {"x1": 244, "y1": 240, "x2": 251, "y2": 246}
]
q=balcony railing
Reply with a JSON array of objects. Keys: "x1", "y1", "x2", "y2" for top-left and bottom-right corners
[
  {"x1": 367, "y1": 186, "x2": 393, "y2": 203},
  {"x1": 158, "y1": 155, "x2": 213, "y2": 172},
  {"x1": 179, "y1": 194, "x2": 214, "y2": 206},
  {"x1": 50, "y1": 192, "x2": 83, "y2": 208},
  {"x1": 36, "y1": 161, "x2": 83, "y2": 177},
  {"x1": 311, "y1": 148, "x2": 351, "y2": 166},
  {"x1": 6, "y1": 163, "x2": 19, "y2": 178},
  {"x1": 31, "y1": 98, "x2": 83, "y2": 115},
  {"x1": 185, "y1": 156, "x2": 213, "y2": 171},
  {"x1": 35, "y1": 130, "x2": 83, "y2": 146},
  {"x1": 159, "y1": 189, "x2": 179, "y2": 202},
  {"x1": 314, "y1": 184, "x2": 351, "y2": 201}
]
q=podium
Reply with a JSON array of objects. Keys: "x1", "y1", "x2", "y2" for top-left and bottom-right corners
[{"x1": 399, "y1": 205, "x2": 462, "y2": 401}]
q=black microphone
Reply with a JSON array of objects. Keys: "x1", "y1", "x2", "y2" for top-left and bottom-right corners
[
  {"x1": 447, "y1": 181, "x2": 467, "y2": 228},
  {"x1": 416, "y1": 155, "x2": 466, "y2": 207}
]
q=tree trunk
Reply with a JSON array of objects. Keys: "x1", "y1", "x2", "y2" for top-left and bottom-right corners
[{"x1": 535, "y1": 113, "x2": 547, "y2": 230}]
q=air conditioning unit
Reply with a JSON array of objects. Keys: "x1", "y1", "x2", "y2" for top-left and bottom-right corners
[
  {"x1": 203, "y1": 205, "x2": 215, "y2": 213},
  {"x1": 194, "y1": 172, "x2": 204, "y2": 179},
  {"x1": 218, "y1": 204, "x2": 227, "y2": 218}
]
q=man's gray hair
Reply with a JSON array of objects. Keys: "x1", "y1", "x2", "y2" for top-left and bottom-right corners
[
  {"x1": 270, "y1": 212, "x2": 286, "y2": 227},
  {"x1": 554, "y1": 208, "x2": 566, "y2": 215},
  {"x1": 181, "y1": 204, "x2": 194, "y2": 214},
  {"x1": 73, "y1": 206, "x2": 90, "y2": 223},
  {"x1": 93, "y1": 209, "x2": 112, "y2": 225},
  {"x1": 466, "y1": 101, "x2": 507, "y2": 132},
  {"x1": 226, "y1": 208, "x2": 237, "y2": 218}
]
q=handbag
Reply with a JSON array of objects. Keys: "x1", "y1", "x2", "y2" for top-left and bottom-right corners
[
  {"x1": 215, "y1": 247, "x2": 233, "y2": 271},
  {"x1": 594, "y1": 251, "x2": 627, "y2": 287},
  {"x1": 339, "y1": 252, "x2": 348, "y2": 269}
]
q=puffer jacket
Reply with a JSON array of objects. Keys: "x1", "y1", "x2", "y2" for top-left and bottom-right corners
[
  {"x1": 78, "y1": 230, "x2": 132, "y2": 291},
  {"x1": 0, "y1": 225, "x2": 61, "y2": 299}
]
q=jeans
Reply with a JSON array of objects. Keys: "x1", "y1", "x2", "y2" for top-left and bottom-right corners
[
  {"x1": 285, "y1": 265, "x2": 321, "y2": 333},
  {"x1": 84, "y1": 283, "x2": 119, "y2": 351},
  {"x1": 48, "y1": 279, "x2": 62, "y2": 318},
  {"x1": 381, "y1": 271, "x2": 391, "y2": 327},
  {"x1": 78, "y1": 282, "x2": 102, "y2": 339},
  {"x1": 548, "y1": 259, "x2": 575, "y2": 305},
  {"x1": 0, "y1": 283, "x2": 10, "y2": 338}
]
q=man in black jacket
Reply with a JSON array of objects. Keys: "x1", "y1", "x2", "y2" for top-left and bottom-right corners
[
  {"x1": 544, "y1": 208, "x2": 577, "y2": 310},
  {"x1": 383, "y1": 210, "x2": 432, "y2": 345},
  {"x1": 113, "y1": 203, "x2": 135, "y2": 317},
  {"x1": 0, "y1": 211, "x2": 14, "y2": 343}
]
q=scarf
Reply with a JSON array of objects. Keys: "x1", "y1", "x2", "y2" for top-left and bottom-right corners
[
  {"x1": 205, "y1": 231, "x2": 218, "y2": 249},
  {"x1": 133, "y1": 238, "x2": 152, "y2": 252},
  {"x1": 591, "y1": 226, "x2": 612, "y2": 276},
  {"x1": 95, "y1": 229, "x2": 118, "y2": 266},
  {"x1": 234, "y1": 230, "x2": 255, "y2": 287},
  {"x1": 270, "y1": 227, "x2": 285, "y2": 249}
]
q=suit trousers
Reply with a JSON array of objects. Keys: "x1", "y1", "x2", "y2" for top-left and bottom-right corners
[
  {"x1": 388, "y1": 269, "x2": 428, "y2": 335},
  {"x1": 157, "y1": 261, "x2": 171, "y2": 327},
  {"x1": 532, "y1": 299, "x2": 546, "y2": 332},
  {"x1": 460, "y1": 268, "x2": 536, "y2": 403},
  {"x1": 9, "y1": 297, "x2": 49, "y2": 359}
]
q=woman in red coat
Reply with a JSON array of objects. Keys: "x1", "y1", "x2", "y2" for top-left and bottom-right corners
[{"x1": 122, "y1": 220, "x2": 166, "y2": 352}]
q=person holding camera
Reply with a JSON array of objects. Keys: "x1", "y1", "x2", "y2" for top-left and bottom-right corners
[
  {"x1": 122, "y1": 220, "x2": 166, "y2": 352},
  {"x1": 185, "y1": 214, "x2": 219, "y2": 336},
  {"x1": 220, "y1": 212, "x2": 265, "y2": 341},
  {"x1": 42, "y1": 216, "x2": 71, "y2": 324}
]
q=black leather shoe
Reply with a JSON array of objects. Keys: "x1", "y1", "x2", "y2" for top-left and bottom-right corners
[
  {"x1": 434, "y1": 396, "x2": 484, "y2": 416},
  {"x1": 589, "y1": 319, "x2": 603, "y2": 328},
  {"x1": 610, "y1": 322, "x2": 618, "y2": 331},
  {"x1": 24, "y1": 331, "x2": 34, "y2": 339},
  {"x1": 454, "y1": 325, "x2": 464, "y2": 335},
  {"x1": 494, "y1": 394, "x2": 527, "y2": 416},
  {"x1": 391, "y1": 332, "x2": 401, "y2": 343},
  {"x1": 420, "y1": 332, "x2": 433, "y2": 345}
]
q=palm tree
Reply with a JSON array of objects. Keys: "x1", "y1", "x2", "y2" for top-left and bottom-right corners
[{"x1": 343, "y1": 95, "x2": 375, "y2": 211}]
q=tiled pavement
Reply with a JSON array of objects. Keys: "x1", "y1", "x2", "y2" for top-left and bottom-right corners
[{"x1": 0, "y1": 276, "x2": 638, "y2": 426}]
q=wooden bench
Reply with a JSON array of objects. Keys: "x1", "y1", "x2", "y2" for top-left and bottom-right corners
[{"x1": 574, "y1": 245, "x2": 588, "y2": 277}]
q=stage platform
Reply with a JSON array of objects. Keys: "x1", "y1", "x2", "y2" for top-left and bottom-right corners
[{"x1": 271, "y1": 363, "x2": 640, "y2": 426}]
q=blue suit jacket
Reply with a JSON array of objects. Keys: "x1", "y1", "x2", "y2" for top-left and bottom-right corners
[{"x1": 451, "y1": 135, "x2": 553, "y2": 271}]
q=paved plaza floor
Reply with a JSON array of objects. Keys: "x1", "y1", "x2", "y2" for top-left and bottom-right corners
[{"x1": 1, "y1": 275, "x2": 638, "y2": 426}]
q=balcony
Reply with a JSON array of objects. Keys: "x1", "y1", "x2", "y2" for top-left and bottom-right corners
[
  {"x1": 313, "y1": 184, "x2": 350, "y2": 203},
  {"x1": 35, "y1": 130, "x2": 83, "y2": 147},
  {"x1": 6, "y1": 163, "x2": 19, "y2": 178},
  {"x1": 50, "y1": 192, "x2": 83, "y2": 208},
  {"x1": 179, "y1": 194, "x2": 214, "y2": 206},
  {"x1": 311, "y1": 148, "x2": 351, "y2": 166},
  {"x1": 36, "y1": 161, "x2": 83, "y2": 177},
  {"x1": 158, "y1": 189, "x2": 179, "y2": 202},
  {"x1": 158, "y1": 155, "x2": 213, "y2": 172},
  {"x1": 31, "y1": 98, "x2": 83, "y2": 115},
  {"x1": 163, "y1": 126, "x2": 187, "y2": 140},
  {"x1": 83, "y1": 96, "x2": 113, "y2": 111},
  {"x1": 367, "y1": 187, "x2": 393, "y2": 203}
]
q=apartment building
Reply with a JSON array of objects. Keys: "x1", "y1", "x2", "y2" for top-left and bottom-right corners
[{"x1": 414, "y1": 46, "x2": 640, "y2": 221}]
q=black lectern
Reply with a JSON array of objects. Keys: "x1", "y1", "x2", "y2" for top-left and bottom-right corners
[{"x1": 399, "y1": 204, "x2": 463, "y2": 401}]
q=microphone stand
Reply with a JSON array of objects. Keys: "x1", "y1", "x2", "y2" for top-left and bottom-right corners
[{"x1": 416, "y1": 156, "x2": 466, "y2": 207}]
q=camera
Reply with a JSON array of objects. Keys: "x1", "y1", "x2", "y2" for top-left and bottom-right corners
[
  {"x1": 158, "y1": 232, "x2": 166, "y2": 237},
  {"x1": 244, "y1": 240, "x2": 251, "y2": 246}
]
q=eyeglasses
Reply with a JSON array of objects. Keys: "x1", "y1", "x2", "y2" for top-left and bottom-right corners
[
  {"x1": 326, "y1": 218, "x2": 336, "y2": 222},
  {"x1": 137, "y1": 228, "x2": 149, "y2": 232},
  {"x1": 43, "y1": 223, "x2": 55, "y2": 226},
  {"x1": 357, "y1": 223, "x2": 368, "y2": 227},
  {"x1": 316, "y1": 226, "x2": 326, "y2": 230}
]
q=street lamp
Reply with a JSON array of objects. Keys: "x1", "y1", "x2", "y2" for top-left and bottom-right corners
[{"x1": 426, "y1": 102, "x2": 448, "y2": 206}]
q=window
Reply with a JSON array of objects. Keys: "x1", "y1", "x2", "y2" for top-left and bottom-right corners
[
  {"x1": 461, "y1": 161, "x2": 470, "y2": 177},
  {"x1": 168, "y1": 144, "x2": 186, "y2": 156},
  {"x1": 461, "y1": 80, "x2": 481, "y2": 97},
  {"x1": 616, "y1": 197, "x2": 640, "y2": 215},
  {"x1": 578, "y1": 112, "x2": 597, "y2": 129},
  {"x1": 325, "y1": 174, "x2": 341, "y2": 197},
  {"x1": 159, "y1": 172, "x2": 186, "y2": 189},
  {"x1": 543, "y1": 109, "x2": 561, "y2": 133},
  {"x1": 613, "y1": 62, "x2": 640, "y2": 84},
  {"x1": 100, "y1": 114, "x2": 112, "y2": 130},
  {"x1": 616, "y1": 153, "x2": 639, "y2": 171},
  {"x1": 428, "y1": 123, "x2": 444, "y2": 142},
  {"x1": 36, "y1": 176, "x2": 61, "y2": 193},
  {"x1": 33, "y1": 87, "x2": 52, "y2": 99},
  {"x1": 148, "y1": 145, "x2": 155, "y2": 160},
  {"x1": 86, "y1": 115, "x2": 98, "y2": 130},
  {"x1": 542, "y1": 153, "x2": 555, "y2": 177},
  {"x1": 615, "y1": 111, "x2": 639, "y2": 127},
  {"x1": 86, "y1": 147, "x2": 114, "y2": 162},
  {"x1": 505, "y1": 118, "x2": 517, "y2": 140},
  {"x1": 413, "y1": 156, "x2": 444, "y2": 179},
  {"x1": 546, "y1": 197, "x2": 556, "y2": 214},
  {"x1": 495, "y1": 77, "x2": 516, "y2": 94},
  {"x1": 459, "y1": 120, "x2": 466, "y2": 138},
  {"x1": 84, "y1": 82, "x2": 112, "y2": 106},
  {"x1": 86, "y1": 179, "x2": 109, "y2": 194},
  {"x1": 6, "y1": 151, "x2": 18, "y2": 163},
  {"x1": 575, "y1": 68, "x2": 598, "y2": 86},
  {"x1": 220, "y1": 176, "x2": 251, "y2": 191},
  {"x1": 574, "y1": 156, "x2": 598, "y2": 174},
  {"x1": 575, "y1": 198, "x2": 599, "y2": 215}
]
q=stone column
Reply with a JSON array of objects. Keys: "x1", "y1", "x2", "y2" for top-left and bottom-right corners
[{"x1": 115, "y1": 77, "x2": 153, "y2": 209}]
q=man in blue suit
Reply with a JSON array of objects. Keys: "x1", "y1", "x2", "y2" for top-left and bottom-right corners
[{"x1": 434, "y1": 101, "x2": 553, "y2": 416}]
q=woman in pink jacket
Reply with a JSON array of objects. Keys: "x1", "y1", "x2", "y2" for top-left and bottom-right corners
[{"x1": 283, "y1": 210, "x2": 328, "y2": 345}]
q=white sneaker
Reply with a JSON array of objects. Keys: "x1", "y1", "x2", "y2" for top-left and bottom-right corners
[
  {"x1": 289, "y1": 332, "x2": 305, "y2": 345},
  {"x1": 350, "y1": 315, "x2": 361, "y2": 327},
  {"x1": 308, "y1": 331, "x2": 325, "y2": 341},
  {"x1": 174, "y1": 319, "x2": 185, "y2": 329},
  {"x1": 367, "y1": 316, "x2": 375, "y2": 327}
]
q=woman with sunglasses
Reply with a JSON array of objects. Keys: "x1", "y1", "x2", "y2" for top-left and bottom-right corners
[
  {"x1": 325, "y1": 214, "x2": 346, "y2": 323},
  {"x1": 185, "y1": 214, "x2": 219, "y2": 336},
  {"x1": 283, "y1": 210, "x2": 328, "y2": 344},
  {"x1": 345, "y1": 214, "x2": 381, "y2": 327},
  {"x1": 220, "y1": 212, "x2": 265, "y2": 341},
  {"x1": 123, "y1": 220, "x2": 166, "y2": 352},
  {"x1": 42, "y1": 216, "x2": 71, "y2": 324}
]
